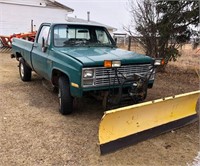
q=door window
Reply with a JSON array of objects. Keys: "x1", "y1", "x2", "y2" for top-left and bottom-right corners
[{"x1": 37, "y1": 26, "x2": 50, "y2": 44}]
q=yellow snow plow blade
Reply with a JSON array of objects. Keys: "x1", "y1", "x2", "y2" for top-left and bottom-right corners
[{"x1": 99, "y1": 90, "x2": 200, "y2": 154}]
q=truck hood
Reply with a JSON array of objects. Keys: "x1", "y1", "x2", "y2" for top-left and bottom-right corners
[{"x1": 56, "y1": 47, "x2": 153, "y2": 67}]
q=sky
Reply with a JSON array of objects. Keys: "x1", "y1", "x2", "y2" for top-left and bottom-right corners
[{"x1": 57, "y1": 0, "x2": 131, "y2": 31}]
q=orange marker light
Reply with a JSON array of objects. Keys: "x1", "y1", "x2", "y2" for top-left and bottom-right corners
[
  {"x1": 161, "y1": 59, "x2": 165, "y2": 65},
  {"x1": 104, "y1": 60, "x2": 112, "y2": 68}
]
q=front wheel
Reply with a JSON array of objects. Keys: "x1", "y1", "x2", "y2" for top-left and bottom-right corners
[
  {"x1": 58, "y1": 76, "x2": 74, "y2": 115},
  {"x1": 19, "y1": 59, "x2": 32, "y2": 81}
]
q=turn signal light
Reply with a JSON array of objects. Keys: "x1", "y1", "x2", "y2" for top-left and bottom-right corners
[
  {"x1": 104, "y1": 60, "x2": 112, "y2": 68},
  {"x1": 161, "y1": 59, "x2": 165, "y2": 65}
]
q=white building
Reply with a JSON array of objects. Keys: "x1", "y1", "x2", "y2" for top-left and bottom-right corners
[
  {"x1": 0, "y1": 0, "x2": 116, "y2": 36},
  {"x1": 67, "y1": 16, "x2": 117, "y2": 36},
  {"x1": 0, "y1": 0, "x2": 74, "y2": 35}
]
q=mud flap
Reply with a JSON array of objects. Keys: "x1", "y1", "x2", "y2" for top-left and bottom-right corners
[{"x1": 99, "y1": 90, "x2": 200, "y2": 154}]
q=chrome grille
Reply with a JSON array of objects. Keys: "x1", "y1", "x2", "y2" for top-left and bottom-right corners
[{"x1": 94, "y1": 64, "x2": 152, "y2": 87}]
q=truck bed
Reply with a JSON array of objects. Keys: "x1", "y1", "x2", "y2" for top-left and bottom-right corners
[{"x1": 12, "y1": 38, "x2": 34, "y2": 67}]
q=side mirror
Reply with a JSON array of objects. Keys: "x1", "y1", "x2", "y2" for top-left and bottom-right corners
[
  {"x1": 42, "y1": 37, "x2": 47, "y2": 52},
  {"x1": 114, "y1": 37, "x2": 117, "y2": 43},
  {"x1": 113, "y1": 37, "x2": 117, "y2": 47}
]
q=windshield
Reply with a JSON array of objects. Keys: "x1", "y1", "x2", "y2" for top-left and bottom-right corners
[{"x1": 53, "y1": 24, "x2": 115, "y2": 47}]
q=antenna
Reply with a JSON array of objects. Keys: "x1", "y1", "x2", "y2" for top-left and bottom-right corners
[{"x1": 87, "y1": 11, "x2": 90, "y2": 22}]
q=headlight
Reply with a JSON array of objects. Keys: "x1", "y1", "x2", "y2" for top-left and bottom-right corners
[
  {"x1": 83, "y1": 69, "x2": 94, "y2": 78},
  {"x1": 82, "y1": 79, "x2": 94, "y2": 85},
  {"x1": 154, "y1": 59, "x2": 165, "y2": 66},
  {"x1": 148, "y1": 65, "x2": 155, "y2": 80}
]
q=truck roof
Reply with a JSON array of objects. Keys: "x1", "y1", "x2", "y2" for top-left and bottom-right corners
[{"x1": 47, "y1": 22, "x2": 107, "y2": 28}]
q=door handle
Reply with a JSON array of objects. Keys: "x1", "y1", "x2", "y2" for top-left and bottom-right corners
[{"x1": 47, "y1": 60, "x2": 52, "y2": 65}]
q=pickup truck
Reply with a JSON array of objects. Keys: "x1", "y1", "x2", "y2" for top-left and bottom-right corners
[{"x1": 11, "y1": 22, "x2": 163, "y2": 115}]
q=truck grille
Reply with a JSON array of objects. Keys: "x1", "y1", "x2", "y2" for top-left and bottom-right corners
[{"x1": 88, "y1": 64, "x2": 152, "y2": 87}]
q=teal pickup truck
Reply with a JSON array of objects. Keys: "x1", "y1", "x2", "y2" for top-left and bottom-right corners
[{"x1": 12, "y1": 23, "x2": 163, "y2": 115}]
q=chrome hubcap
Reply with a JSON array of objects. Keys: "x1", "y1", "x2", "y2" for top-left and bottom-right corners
[
  {"x1": 58, "y1": 88, "x2": 61, "y2": 106},
  {"x1": 20, "y1": 63, "x2": 24, "y2": 78}
]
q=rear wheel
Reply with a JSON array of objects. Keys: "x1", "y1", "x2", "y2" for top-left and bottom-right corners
[
  {"x1": 19, "y1": 59, "x2": 32, "y2": 81},
  {"x1": 58, "y1": 76, "x2": 73, "y2": 115}
]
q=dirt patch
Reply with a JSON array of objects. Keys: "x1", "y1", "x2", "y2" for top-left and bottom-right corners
[{"x1": 0, "y1": 50, "x2": 199, "y2": 166}]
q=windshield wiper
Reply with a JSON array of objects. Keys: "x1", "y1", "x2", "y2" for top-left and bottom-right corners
[{"x1": 88, "y1": 43, "x2": 114, "y2": 47}]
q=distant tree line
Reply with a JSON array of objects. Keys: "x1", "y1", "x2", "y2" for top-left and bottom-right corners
[{"x1": 125, "y1": 0, "x2": 199, "y2": 65}]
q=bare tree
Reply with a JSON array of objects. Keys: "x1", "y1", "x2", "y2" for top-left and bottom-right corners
[{"x1": 125, "y1": 0, "x2": 159, "y2": 57}]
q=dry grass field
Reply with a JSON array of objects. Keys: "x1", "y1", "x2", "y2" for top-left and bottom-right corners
[
  {"x1": 0, "y1": 44, "x2": 199, "y2": 165},
  {"x1": 171, "y1": 44, "x2": 200, "y2": 72}
]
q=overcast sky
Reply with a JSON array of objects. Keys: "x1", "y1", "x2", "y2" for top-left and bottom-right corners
[{"x1": 58, "y1": 0, "x2": 131, "y2": 31}]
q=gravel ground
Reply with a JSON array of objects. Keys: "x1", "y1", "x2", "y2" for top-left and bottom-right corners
[{"x1": 0, "y1": 52, "x2": 199, "y2": 166}]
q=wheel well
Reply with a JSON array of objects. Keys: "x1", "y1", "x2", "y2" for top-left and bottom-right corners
[
  {"x1": 16, "y1": 52, "x2": 22, "y2": 58},
  {"x1": 51, "y1": 69, "x2": 69, "y2": 87}
]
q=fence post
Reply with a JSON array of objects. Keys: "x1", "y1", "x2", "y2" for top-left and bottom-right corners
[{"x1": 128, "y1": 36, "x2": 131, "y2": 51}]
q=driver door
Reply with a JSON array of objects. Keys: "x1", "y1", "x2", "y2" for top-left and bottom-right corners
[{"x1": 31, "y1": 24, "x2": 50, "y2": 79}]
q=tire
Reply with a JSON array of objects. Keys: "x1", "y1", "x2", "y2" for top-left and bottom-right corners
[
  {"x1": 58, "y1": 76, "x2": 74, "y2": 115},
  {"x1": 0, "y1": 39, "x2": 3, "y2": 48},
  {"x1": 19, "y1": 59, "x2": 32, "y2": 81}
]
